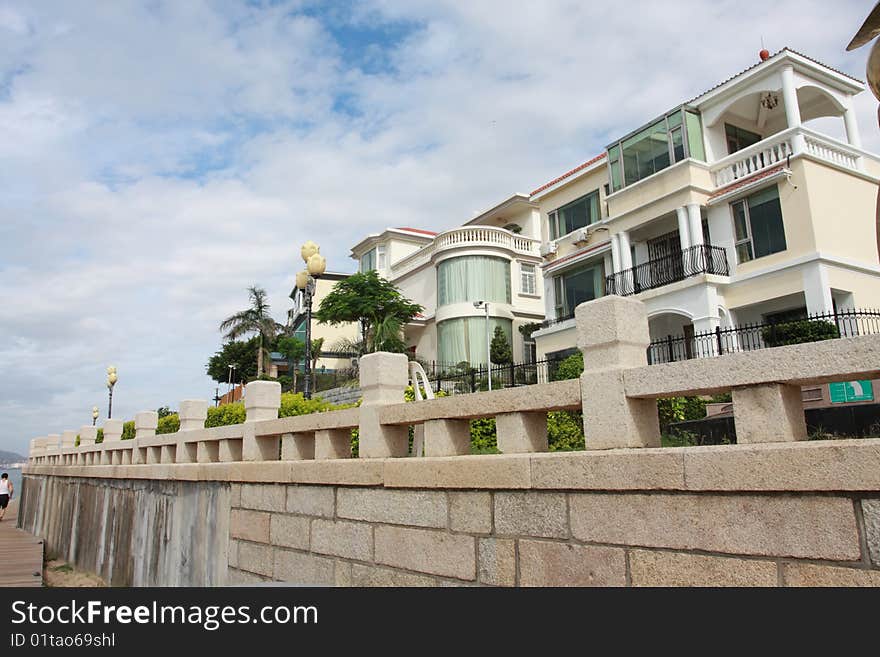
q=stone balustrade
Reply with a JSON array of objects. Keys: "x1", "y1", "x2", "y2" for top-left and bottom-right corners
[{"x1": 26, "y1": 296, "x2": 880, "y2": 468}]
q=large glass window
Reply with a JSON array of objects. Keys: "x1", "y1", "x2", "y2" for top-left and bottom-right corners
[
  {"x1": 437, "y1": 256, "x2": 511, "y2": 306},
  {"x1": 437, "y1": 317, "x2": 512, "y2": 365},
  {"x1": 725, "y1": 124, "x2": 762, "y2": 155},
  {"x1": 608, "y1": 108, "x2": 706, "y2": 191},
  {"x1": 548, "y1": 191, "x2": 600, "y2": 239},
  {"x1": 731, "y1": 186, "x2": 786, "y2": 263},
  {"x1": 553, "y1": 263, "x2": 604, "y2": 319}
]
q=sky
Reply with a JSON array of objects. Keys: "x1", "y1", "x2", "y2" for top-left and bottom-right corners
[{"x1": 1, "y1": 0, "x2": 878, "y2": 456}]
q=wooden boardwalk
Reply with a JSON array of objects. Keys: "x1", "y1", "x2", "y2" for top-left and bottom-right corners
[{"x1": 0, "y1": 501, "x2": 44, "y2": 587}]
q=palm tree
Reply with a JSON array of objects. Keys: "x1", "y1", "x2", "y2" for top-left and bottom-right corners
[{"x1": 219, "y1": 286, "x2": 280, "y2": 378}]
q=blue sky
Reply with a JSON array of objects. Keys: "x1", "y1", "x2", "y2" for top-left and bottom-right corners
[{"x1": 0, "y1": 0, "x2": 878, "y2": 455}]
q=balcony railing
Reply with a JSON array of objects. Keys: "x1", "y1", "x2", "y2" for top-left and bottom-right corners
[
  {"x1": 605, "y1": 244, "x2": 729, "y2": 297},
  {"x1": 391, "y1": 226, "x2": 540, "y2": 278}
]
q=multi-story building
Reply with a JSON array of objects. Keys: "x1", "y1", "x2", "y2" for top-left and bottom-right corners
[
  {"x1": 285, "y1": 271, "x2": 360, "y2": 373},
  {"x1": 350, "y1": 205, "x2": 546, "y2": 367},
  {"x1": 531, "y1": 48, "x2": 880, "y2": 362}
]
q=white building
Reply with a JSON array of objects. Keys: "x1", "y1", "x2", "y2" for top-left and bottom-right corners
[
  {"x1": 350, "y1": 199, "x2": 546, "y2": 368},
  {"x1": 531, "y1": 48, "x2": 880, "y2": 362}
]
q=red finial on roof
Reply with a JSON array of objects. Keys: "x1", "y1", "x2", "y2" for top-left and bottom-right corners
[{"x1": 759, "y1": 49, "x2": 770, "y2": 61}]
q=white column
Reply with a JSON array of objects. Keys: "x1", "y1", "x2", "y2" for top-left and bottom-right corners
[
  {"x1": 611, "y1": 233, "x2": 622, "y2": 273},
  {"x1": 802, "y1": 262, "x2": 834, "y2": 314},
  {"x1": 781, "y1": 65, "x2": 805, "y2": 154},
  {"x1": 676, "y1": 207, "x2": 691, "y2": 250},
  {"x1": 843, "y1": 104, "x2": 862, "y2": 149},
  {"x1": 686, "y1": 204, "x2": 704, "y2": 247},
  {"x1": 618, "y1": 230, "x2": 633, "y2": 270}
]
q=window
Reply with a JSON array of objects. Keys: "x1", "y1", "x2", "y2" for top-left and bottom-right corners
[
  {"x1": 360, "y1": 245, "x2": 386, "y2": 272},
  {"x1": 731, "y1": 186, "x2": 786, "y2": 263},
  {"x1": 725, "y1": 124, "x2": 762, "y2": 155},
  {"x1": 520, "y1": 263, "x2": 537, "y2": 295},
  {"x1": 764, "y1": 307, "x2": 807, "y2": 324},
  {"x1": 548, "y1": 190, "x2": 600, "y2": 239},
  {"x1": 437, "y1": 317, "x2": 512, "y2": 365},
  {"x1": 437, "y1": 256, "x2": 511, "y2": 306},
  {"x1": 553, "y1": 263, "x2": 604, "y2": 319},
  {"x1": 607, "y1": 108, "x2": 706, "y2": 192},
  {"x1": 359, "y1": 248, "x2": 376, "y2": 272},
  {"x1": 523, "y1": 336, "x2": 536, "y2": 364}
]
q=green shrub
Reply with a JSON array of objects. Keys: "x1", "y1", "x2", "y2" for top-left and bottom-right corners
[
  {"x1": 279, "y1": 392, "x2": 335, "y2": 418},
  {"x1": 548, "y1": 411, "x2": 585, "y2": 451},
  {"x1": 551, "y1": 352, "x2": 583, "y2": 381},
  {"x1": 157, "y1": 413, "x2": 180, "y2": 435},
  {"x1": 95, "y1": 428, "x2": 104, "y2": 444},
  {"x1": 657, "y1": 396, "x2": 708, "y2": 432},
  {"x1": 121, "y1": 421, "x2": 135, "y2": 440},
  {"x1": 470, "y1": 417, "x2": 498, "y2": 453},
  {"x1": 761, "y1": 319, "x2": 839, "y2": 347},
  {"x1": 206, "y1": 403, "x2": 246, "y2": 427}
]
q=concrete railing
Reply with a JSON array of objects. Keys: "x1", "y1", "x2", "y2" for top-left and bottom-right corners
[{"x1": 26, "y1": 296, "x2": 880, "y2": 467}]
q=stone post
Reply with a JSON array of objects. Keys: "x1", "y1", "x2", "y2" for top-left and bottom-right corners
[
  {"x1": 242, "y1": 381, "x2": 282, "y2": 461},
  {"x1": 135, "y1": 411, "x2": 158, "y2": 439},
  {"x1": 577, "y1": 295, "x2": 660, "y2": 449},
  {"x1": 79, "y1": 426, "x2": 98, "y2": 447},
  {"x1": 46, "y1": 433, "x2": 61, "y2": 452},
  {"x1": 358, "y1": 352, "x2": 409, "y2": 458},
  {"x1": 103, "y1": 419, "x2": 123, "y2": 442},
  {"x1": 179, "y1": 400, "x2": 208, "y2": 431},
  {"x1": 245, "y1": 381, "x2": 281, "y2": 422},
  {"x1": 61, "y1": 430, "x2": 77, "y2": 448},
  {"x1": 732, "y1": 383, "x2": 807, "y2": 444}
]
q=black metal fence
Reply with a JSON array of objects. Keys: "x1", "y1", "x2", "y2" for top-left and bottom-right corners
[
  {"x1": 605, "y1": 244, "x2": 730, "y2": 297},
  {"x1": 421, "y1": 359, "x2": 570, "y2": 396},
  {"x1": 648, "y1": 308, "x2": 880, "y2": 365}
]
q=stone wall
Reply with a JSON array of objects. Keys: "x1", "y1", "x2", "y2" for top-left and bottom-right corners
[
  {"x1": 23, "y1": 438, "x2": 880, "y2": 587},
  {"x1": 19, "y1": 474, "x2": 229, "y2": 586},
  {"x1": 316, "y1": 385, "x2": 361, "y2": 406}
]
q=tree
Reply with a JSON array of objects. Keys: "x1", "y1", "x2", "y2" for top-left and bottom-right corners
[
  {"x1": 490, "y1": 326, "x2": 512, "y2": 365},
  {"x1": 218, "y1": 286, "x2": 281, "y2": 377},
  {"x1": 206, "y1": 338, "x2": 259, "y2": 385},
  {"x1": 277, "y1": 335, "x2": 305, "y2": 392},
  {"x1": 315, "y1": 270, "x2": 423, "y2": 353},
  {"x1": 310, "y1": 337, "x2": 325, "y2": 389}
]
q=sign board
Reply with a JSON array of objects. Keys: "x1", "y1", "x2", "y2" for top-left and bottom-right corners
[{"x1": 829, "y1": 380, "x2": 874, "y2": 403}]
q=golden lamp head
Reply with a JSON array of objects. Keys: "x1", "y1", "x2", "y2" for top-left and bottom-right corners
[{"x1": 300, "y1": 241, "x2": 320, "y2": 263}]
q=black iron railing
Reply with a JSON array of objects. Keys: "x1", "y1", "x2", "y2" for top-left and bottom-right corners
[
  {"x1": 537, "y1": 311, "x2": 576, "y2": 330},
  {"x1": 605, "y1": 244, "x2": 730, "y2": 296},
  {"x1": 648, "y1": 308, "x2": 880, "y2": 364},
  {"x1": 421, "y1": 358, "x2": 573, "y2": 396}
]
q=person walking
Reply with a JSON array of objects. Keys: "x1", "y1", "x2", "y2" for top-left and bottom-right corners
[{"x1": 0, "y1": 473, "x2": 13, "y2": 521}]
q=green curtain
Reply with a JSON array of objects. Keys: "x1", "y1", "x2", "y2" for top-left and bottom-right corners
[
  {"x1": 437, "y1": 317, "x2": 512, "y2": 365},
  {"x1": 438, "y1": 256, "x2": 511, "y2": 306}
]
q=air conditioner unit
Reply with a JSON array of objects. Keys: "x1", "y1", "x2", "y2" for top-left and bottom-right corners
[
  {"x1": 573, "y1": 227, "x2": 590, "y2": 244},
  {"x1": 540, "y1": 241, "x2": 558, "y2": 257}
]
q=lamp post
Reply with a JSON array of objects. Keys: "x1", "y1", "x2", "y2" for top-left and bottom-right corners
[
  {"x1": 296, "y1": 241, "x2": 327, "y2": 400},
  {"x1": 473, "y1": 301, "x2": 492, "y2": 391},
  {"x1": 106, "y1": 366, "x2": 118, "y2": 419},
  {"x1": 92, "y1": 406, "x2": 99, "y2": 426},
  {"x1": 227, "y1": 363, "x2": 237, "y2": 403}
]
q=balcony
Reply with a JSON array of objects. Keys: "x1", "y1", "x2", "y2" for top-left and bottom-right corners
[
  {"x1": 605, "y1": 244, "x2": 729, "y2": 296},
  {"x1": 710, "y1": 126, "x2": 862, "y2": 189},
  {"x1": 391, "y1": 226, "x2": 540, "y2": 277}
]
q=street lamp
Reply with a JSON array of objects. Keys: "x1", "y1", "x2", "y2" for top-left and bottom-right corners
[
  {"x1": 473, "y1": 301, "x2": 492, "y2": 391},
  {"x1": 92, "y1": 406, "x2": 99, "y2": 426},
  {"x1": 227, "y1": 363, "x2": 237, "y2": 403},
  {"x1": 296, "y1": 241, "x2": 327, "y2": 400},
  {"x1": 106, "y1": 366, "x2": 118, "y2": 419}
]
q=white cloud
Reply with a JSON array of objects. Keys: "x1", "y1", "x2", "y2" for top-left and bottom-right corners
[{"x1": 0, "y1": 0, "x2": 877, "y2": 454}]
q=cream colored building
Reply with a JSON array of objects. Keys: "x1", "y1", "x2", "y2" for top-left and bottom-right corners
[
  {"x1": 283, "y1": 272, "x2": 360, "y2": 373},
  {"x1": 350, "y1": 208, "x2": 546, "y2": 368},
  {"x1": 531, "y1": 48, "x2": 880, "y2": 362}
]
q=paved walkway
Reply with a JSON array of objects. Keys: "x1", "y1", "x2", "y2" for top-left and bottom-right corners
[{"x1": 0, "y1": 501, "x2": 44, "y2": 587}]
